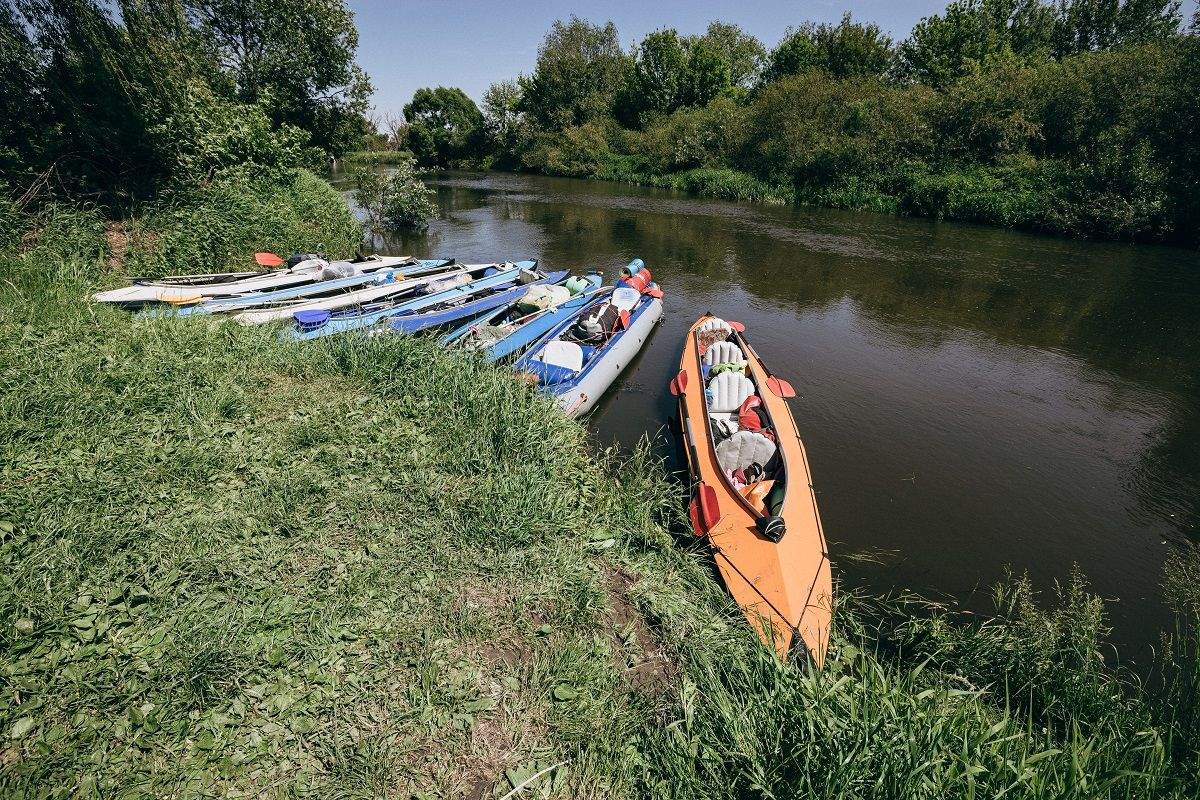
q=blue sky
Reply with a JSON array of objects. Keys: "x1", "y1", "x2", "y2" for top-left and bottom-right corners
[
  {"x1": 351, "y1": 0, "x2": 950, "y2": 118},
  {"x1": 351, "y1": 0, "x2": 1198, "y2": 119}
]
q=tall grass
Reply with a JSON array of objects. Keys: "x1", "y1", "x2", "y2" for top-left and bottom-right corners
[{"x1": 2, "y1": 201, "x2": 1199, "y2": 797}]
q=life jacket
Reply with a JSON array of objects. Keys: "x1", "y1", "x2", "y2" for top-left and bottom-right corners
[{"x1": 738, "y1": 395, "x2": 773, "y2": 440}]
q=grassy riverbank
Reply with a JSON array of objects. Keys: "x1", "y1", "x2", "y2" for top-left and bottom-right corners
[{"x1": 3, "y1": 186, "x2": 1200, "y2": 797}]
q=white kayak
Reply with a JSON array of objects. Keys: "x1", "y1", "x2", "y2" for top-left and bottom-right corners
[
  {"x1": 93, "y1": 255, "x2": 414, "y2": 307},
  {"x1": 230, "y1": 263, "x2": 506, "y2": 326}
]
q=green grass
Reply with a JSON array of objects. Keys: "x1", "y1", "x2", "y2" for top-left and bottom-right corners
[
  {"x1": 2, "y1": 195, "x2": 1199, "y2": 797},
  {"x1": 589, "y1": 165, "x2": 791, "y2": 205},
  {"x1": 342, "y1": 150, "x2": 418, "y2": 166}
]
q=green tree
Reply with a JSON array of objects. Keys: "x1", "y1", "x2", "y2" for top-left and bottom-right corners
[
  {"x1": 698, "y1": 21, "x2": 766, "y2": 89},
  {"x1": 1052, "y1": 0, "x2": 1182, "y2": 55},
  {"x1": 187, "y1": 0, "x2": 372, "y2": 156},
  {"x1": 686, "y1": 37, "x2": 734, "y2": 107},
  {"x1": 353, "y1": 156, "x2": 438, "y2": 232},
  {"x1": 898, "y1": 0, "x2": 1057, "y2": 87},
  {"x1": 0, "y1": 3, "x2": 49, "y2": 183},
  {"x1": 764, "y1": 13, "x2": 894, "y2": 83},
  {"x1": 519, "y1": 17, "x2": 628, "y2": 129},
  {"x1": 481, "y1": 79, "x2": 526, "y2": 165},
  {"x1": 403, "y1": 87, "x2": 484, "y2": 167},
  {"x1": 618, "y1": 29, "x2": 691, "y2": 125}
]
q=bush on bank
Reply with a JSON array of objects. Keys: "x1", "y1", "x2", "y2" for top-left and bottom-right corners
[{"x1": 125, "y1": 169, "x2": 362, "y2": 278}]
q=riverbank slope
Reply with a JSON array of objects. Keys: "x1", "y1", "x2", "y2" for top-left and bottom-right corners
[{"x1": 2, "y1": 180, "x2": 1199, "y2": 798}]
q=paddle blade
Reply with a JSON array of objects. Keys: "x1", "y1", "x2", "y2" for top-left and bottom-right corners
[
  {"x1": 645, "y1": 286, "x2": 664, "y2": 299},
  {"x1": 669, "y1": 369, "x2": 688, "y2": 396},
  {"x1": 727, "y1": 320, "x2": 746, "y2": 332},
  {"x1": 255, "y1": 252, "x2": 284, "y2": 268},
  {"x1": 160, "y1": 293, "x2": 205, "y2": 306},
  {"x1": 767, "y1": 376, "x2": 796, "y2": 398}
]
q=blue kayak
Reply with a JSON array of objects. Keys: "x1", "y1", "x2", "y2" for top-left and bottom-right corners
[
  {"x1": 390, "y1": 271, "x2": 569, "y2": 335},
  {"x1": 142, "y1": 258, "x2": 453, "y2": 318},
  {"x1": 439, "y1": 273, "x2": 605, "y2": 362},
  {"x1": 284, "y1": 260, "x2": 539, "y2": 341},
  {"x1": 512, "y1": 271, "x2": 664, "y2": 418}
]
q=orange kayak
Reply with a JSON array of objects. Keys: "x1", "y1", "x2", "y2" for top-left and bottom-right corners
[{"x1": 672, "y1": 315, "x2": 833, "y2": 666}]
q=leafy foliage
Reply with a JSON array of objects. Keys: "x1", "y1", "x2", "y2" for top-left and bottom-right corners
[
  {"x1": 402, "y1": 87, "x2": 485, "y2": 167},
  {"x1": 518, "y1": 17, "x2": 628, "y2": 129},
  {"x1": 187, "y1": 0, "x2": 373, "y2": 157},
  {"x1": 476, "y1": 8, "x2": 1199, "y2": 245},
  {"x1": 352, "y1": 158, "x2": 438, "y2": 232},
  {"x1": 125, "y1": 169, "x2": 361, "y2": 278},
  {"x1": 763, "y1": 13, "x2": 895, "y2": 82},
  {"x1": 0, "y1": 0, "x2": 369, "y2": 209}
]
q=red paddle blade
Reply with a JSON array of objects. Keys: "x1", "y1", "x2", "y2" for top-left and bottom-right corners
[
  {"x1": 669, "y1": 369, "x2": 689, "y2": 396},
  {"x1": 727, "y1": 320, "x2": 746, "y2": 332},
  {"x1": 767, "y1": 376, "x2": 796, "y2": 398},
  {"x1": 645, "y1": 286, "x2": 664, "y2": 299},
  {"x1": 255, "y1": 252, "x2": 284, "y2": 267}
]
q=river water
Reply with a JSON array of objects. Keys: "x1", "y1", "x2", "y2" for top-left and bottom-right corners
[{"x1": 332, "y1": 169, "x2": 1200, "y2": 659}]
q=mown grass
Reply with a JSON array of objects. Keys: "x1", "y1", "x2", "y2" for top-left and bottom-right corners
[{"x1": 2, "y1": 197, "x2": 1200, "y2": 798}]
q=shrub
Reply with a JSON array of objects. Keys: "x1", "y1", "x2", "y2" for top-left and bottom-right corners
[
  {"x1": 126, "y1": 169, "x2": 361, "y2": 277},
  {"x1": 352, "y1": 157, "x2": 439, "y2": 232},
  {"x1": 640, "y1": 97, "x2": 748, "y2": 174}
]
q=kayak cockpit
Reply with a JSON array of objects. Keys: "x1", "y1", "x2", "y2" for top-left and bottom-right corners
[{"x1": 695, "y1": 318, "x2": 790, "y2": 542}]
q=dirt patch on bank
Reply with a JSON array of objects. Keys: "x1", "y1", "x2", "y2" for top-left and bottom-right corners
[{"x1": 601, "y1": 565, "x2": 677, "y2": 699}]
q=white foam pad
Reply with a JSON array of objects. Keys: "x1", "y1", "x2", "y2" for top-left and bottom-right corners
[
  {"x1": 704, "y1": 340, "x2": 746, "y2": 366},
  {"x1": 539, "y1": 340, "x2": 583, "y2": 371},
  {"x1": 611, "y1": 286, "x2": 639, "y2": 311},
  {"x1": 716, "y1": 430, "x2": 777, "y2": 473},
  {"x1": 707, "y1": 372, "x2": 755, "y2": 413}
]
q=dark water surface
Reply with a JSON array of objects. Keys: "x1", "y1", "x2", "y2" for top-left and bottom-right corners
[{"x1": 334, "y1": 169, "x2": 1200, "y2": 659}]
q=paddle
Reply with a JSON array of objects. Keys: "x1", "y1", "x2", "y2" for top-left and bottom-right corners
[
  {"x1": 766, "y1": 376, "x2": 796, "y2": 398},
  {"x1": 255, "y1": 252, "x2": 284, "y2": 268}
]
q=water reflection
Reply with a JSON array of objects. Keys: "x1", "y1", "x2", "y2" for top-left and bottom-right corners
[{"x1": 332, "y1": 168, "x2": 1200, "y2": 658}]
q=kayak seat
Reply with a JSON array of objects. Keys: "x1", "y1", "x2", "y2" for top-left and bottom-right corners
[
  {"x1": 538, "y1": 339, "x2": 583, "y2": 371},
  {"x1": 578, "y1": 344, "x2": 597, "y2": 363},
  {"x1": 611, "y1": 286, "x2": 640, "y2": 311},
  {"x1": 698, "y1": 317, "x2": 733, "y2": 337},
  {"x1": 704, "y1": 340, "x2": 746, "y2": 367},
  {"x1": 707, "y1": 372, "x2": 756, "y2": 413},
  {"x1": 716, "y1": 430, "x2": 778, "y2": 474}
]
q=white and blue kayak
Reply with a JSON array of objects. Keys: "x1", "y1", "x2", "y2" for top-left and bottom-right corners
[
  {"x1": 95, "y1": 254, "x2": 419, "y2": 307},
  {"x1": 512, "y1": 265, "x2": 663, "y2": 418},
  {"x1": 390, "y1": 270, "x2": 569, "y2": 335},
  {"x1": 441, "y1": 273, "x2": 605, "y2": 362},
  {"x1": 230, "y1": 262, "x2": 504, "y2": 326},
  {"x1": 141, "y1": 258, "x2": 451, "y2": 319},
  {"x1": 284, "y1": 260, "x2": 539, "y2": 341}
]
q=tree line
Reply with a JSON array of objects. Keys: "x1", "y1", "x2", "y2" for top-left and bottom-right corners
[
  {"x1": 0, "y1": 0, "x2": 371, "y2": 210},
  {"x1": 391, "y1": 1, "x2": 1200, "y2": 245}
]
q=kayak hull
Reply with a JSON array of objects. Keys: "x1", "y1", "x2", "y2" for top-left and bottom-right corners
[
  {"x1": 390, "y1": 271, "x2": 569, "y2": 335},
  {"x1": 283, "y1": 260, "x2": 540, "y2": 341},
  {"x1": 513, "y1": 288, "x2": 662, "y2": 419},
  {"x1": 231, "y1": 263, "x2": 475, "y2": 325},
  {"x1": 94, "y1": 255, "x2": 417, "y2": 306},
  {"x1": 675, "y1": 315, "x2": 832, "y2": 666}
]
